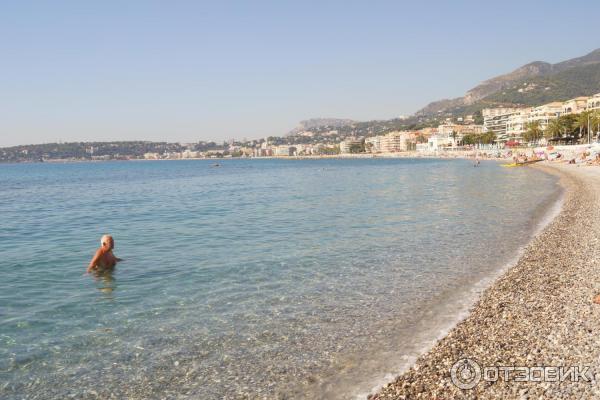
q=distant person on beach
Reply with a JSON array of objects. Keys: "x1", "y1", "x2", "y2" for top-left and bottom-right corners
[{"x1": 86, "y1": 235, "x2": 122, "y2": 273}]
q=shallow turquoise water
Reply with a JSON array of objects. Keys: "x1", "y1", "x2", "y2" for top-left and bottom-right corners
[{"x1": 0, "y1": 158, "x2": 560, "y2": 399}]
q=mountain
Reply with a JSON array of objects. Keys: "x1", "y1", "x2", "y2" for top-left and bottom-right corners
[
  {"x1": 552, "y1": 48, "x2": 600, "y2": 71},
  {"x1": 286, "y1": 48, "x2": 600, "y2": 138},
  {"x1": 416, "y1": 48, "x2": 600, "y2": 116},
  {"x1": 288, "y1": 118, "x2": 356, "y2": 135},
  {"x1": 462, "y1": 61, "x2": 554, "y2": 105},
  {"x1": 483, "y1": 63, "x2": 600, "y2": 106}
]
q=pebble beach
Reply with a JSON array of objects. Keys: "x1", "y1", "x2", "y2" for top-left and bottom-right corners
[{"x1": 371, "y1": 162, "x2": 600, "y2": 399}]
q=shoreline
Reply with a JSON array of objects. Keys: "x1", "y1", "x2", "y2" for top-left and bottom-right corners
[
  {"x1": 0, "y1": 149, "x2": 515, "y2": 164},
  {"x1": 371, "y1": 162, "x2": 600, "y2": 399},
  {"x1": 4, "y1": 142, "x2": 599, "y2": 165},
  {"x1": 352, "y1": 166, "x2": 566, "y2": 400}
]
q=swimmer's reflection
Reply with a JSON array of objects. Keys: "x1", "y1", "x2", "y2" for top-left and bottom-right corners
[{"x1": 92, "y1": 268, "x2": 117, "y2": 298}]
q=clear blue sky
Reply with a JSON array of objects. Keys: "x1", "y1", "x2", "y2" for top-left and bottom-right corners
[{"x1": 1, "y1": 0, "x2": 598, "y2": 147}]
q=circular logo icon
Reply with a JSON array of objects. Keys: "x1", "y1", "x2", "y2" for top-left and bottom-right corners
[{"x1": 450, "y1": 358, "x2": 481, "y2": 389}]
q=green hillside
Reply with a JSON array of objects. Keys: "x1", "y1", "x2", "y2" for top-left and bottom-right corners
[
  {"x1": 484, "y1": 63, "x2": 600, "y2": 105},
  {"x1": 424, "y1": 63, "x2": 600, "y2": 118}
]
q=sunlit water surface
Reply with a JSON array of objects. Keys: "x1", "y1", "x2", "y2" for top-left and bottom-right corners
[{"x1": 0, "y1": 158, "x2": 560, "y2": 399}]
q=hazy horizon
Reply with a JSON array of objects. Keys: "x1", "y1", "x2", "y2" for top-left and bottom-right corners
[{"x1": 1, "y1": 0, "x2": 599, "y2": 147}]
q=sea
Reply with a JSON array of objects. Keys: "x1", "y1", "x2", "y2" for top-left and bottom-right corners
[{"x1": 0, "y1": 158, "x2": 561, "y2": 399}]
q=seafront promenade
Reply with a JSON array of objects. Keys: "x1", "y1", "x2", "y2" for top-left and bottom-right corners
[{"x1": 372, "y1": 162, "x2": 600, "y2": 399}]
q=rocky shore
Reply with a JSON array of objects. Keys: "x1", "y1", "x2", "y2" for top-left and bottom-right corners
[{"x1": 371, "y1": 163, "x2": 600, "y2": 399}]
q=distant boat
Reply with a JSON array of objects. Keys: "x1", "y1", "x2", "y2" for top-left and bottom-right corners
[
  {"x1": 212, "y1": 162, "x2": 221, "y2": 168},
  {"x1": 501, "y1": 159, "x2": 543, "y2": 168}
]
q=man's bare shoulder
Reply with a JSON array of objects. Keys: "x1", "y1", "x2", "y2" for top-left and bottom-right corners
[{"x1": 94, "y1": 247, "x2": 109, "y2": 257}]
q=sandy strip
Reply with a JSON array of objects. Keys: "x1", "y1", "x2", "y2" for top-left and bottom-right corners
[{"x1": 370, "y1": 163, "x2": 600, "y2": 399}]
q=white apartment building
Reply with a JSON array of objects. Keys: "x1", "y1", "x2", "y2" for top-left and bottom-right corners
[
  {"x1": 339, "y1": 138, "x2": 363, "y2": 154},
  {"x1": 274, "y1": 145, "x2": 293, "y2": 156},
  {"x1": 295, "y1": 144, "x2": 321, "y2": 155},
  {"x1": 427, "y1": 134, "x2": 452, "y2": 150},
  {"x1": 527, "y1": 102, "x2": 563, "y2": 131},
  {"x1": 478, "y1": 96, "x2": 600, "y2": 144},
  {"x1": 364, "y1": 132, "x2": 412, "y2": 153},
  {"x1": 506, "y1": 108, "x2": 532, "y2": 140},
  {"x1": 483, "y1": 107, "x2": 524, "y2": 137},
  {"x1": 437, "y1": 123, "x2": 460, "y2": 137},
  {"x1": 563, "y1": 97, "x2": 589, "y2": 115},
  {"x1": 380, "y1": 131, "x2": 409, "y2": 152},
  {"x1": 181, "y1": 150, "x2": 199, "y2": 159},
  {"x1": 365, "y1": 136, "x2": 382, "y2": 153},
  {"x1": 588, "y1": 93, "x2": 600, "y2": 111},
  {"x1": 254, "y1": 147, "x2": 273, "y2": 157},
  {"x1": 459, "y1": 124, "x2": 484, "y2": 135},
  {"x1": 437, "y1": 123, "x2": 484, "y2": 140},
  {"x1": 166, "y1": 152, "x2": 182, "y2": 159}
]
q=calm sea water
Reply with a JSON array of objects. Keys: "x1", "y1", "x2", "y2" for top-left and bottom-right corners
[{"x1": 0, "y1": 158, "x2": 560, "y2": 399}]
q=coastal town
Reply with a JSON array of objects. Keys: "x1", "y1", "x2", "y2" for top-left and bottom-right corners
[
  {"x1": 2, "y1": 94, "x2": 600, "y2": 163},
  {"x1": 253, "y1": 93, "x2": 600, "y2": 157},
  {"x1": 6, "y1": 0, "x2": 600, "y2": 397}
]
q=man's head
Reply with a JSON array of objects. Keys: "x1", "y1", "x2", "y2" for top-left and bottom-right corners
[{"x1": 101, "y1": 235, "x2": 114, "y2": 250}]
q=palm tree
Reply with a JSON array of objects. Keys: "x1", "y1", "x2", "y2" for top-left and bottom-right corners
[
  {"x1": 545, "y1": 119, "x2": 562, "y2": 139},
  {"x1": 523, "y1": 121, "x2": 543, "y2": 144},
  {"x1": 592, "y1": 111, "x2": 600, "y2": 140},
  {"x1": 481, "y1": 131, "x2": 496, "y2": 144},
  {"x1": 577, "y1": 111, "x2": 591, "y2": 139},
  {"x1": 560, "y1": 114, "x2": 578, "y2": 139}
]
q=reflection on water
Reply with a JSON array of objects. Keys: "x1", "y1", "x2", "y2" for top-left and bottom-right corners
[{"x1": 93, "y1": 268, "x2": 116, "y2": 298}]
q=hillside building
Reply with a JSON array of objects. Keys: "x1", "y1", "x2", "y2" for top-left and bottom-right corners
[
  {"x1": 505, "y1": 108, "x2": 533, "y2": 141},
  {"x1": 562, "y1": 97, "x2": 589, "y2": 115},
  {"x1": 482, "y1": 107, "x2": 524, "y2": 137},
  {"x1": 274, "y1": 145, "x2": 293, "y2": 156},
  {"x1": 380, "y1": 131, "x2": 410, "y2": 152},
  {"x1": 588, "y1": 94, "x2": 600, "y2": 111},
  {"x1": 365, "y1": 136, "x2": 382, "y2": 153},
  {"x1": 527, "y1": 102, "x2": 563, "y2": 131},
  {"x1": 339, "y1": 138, "x2": 363, "y2": 154}
]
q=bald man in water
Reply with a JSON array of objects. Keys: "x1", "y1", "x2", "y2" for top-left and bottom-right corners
[{"x1": 86, "y1": 235, "x2": 122, "y2": 273}]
